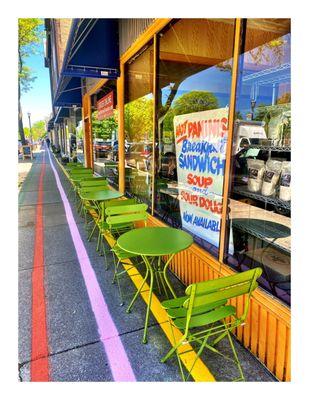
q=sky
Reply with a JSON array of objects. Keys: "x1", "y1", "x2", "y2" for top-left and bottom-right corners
[{"x1": 20, "y1": 25, "x2": 52, "y2": 128}]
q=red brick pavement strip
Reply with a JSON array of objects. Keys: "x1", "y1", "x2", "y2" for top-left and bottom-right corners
[{"x1": 30, "y1": 151, "x2": 50, "y2": 381}]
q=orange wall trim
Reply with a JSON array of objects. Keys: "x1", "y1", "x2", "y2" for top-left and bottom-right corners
[{"x1": 146, "y1": 214, "x2": 291, "y2": 382}]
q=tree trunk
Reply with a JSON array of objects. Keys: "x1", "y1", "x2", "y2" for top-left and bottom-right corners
[{"x1": 18, "y1": 83, "x2": 26, "y2": 145}]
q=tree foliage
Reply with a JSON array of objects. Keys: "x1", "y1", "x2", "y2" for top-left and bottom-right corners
[
  {"x1": 23, "y1": 121, "x2": 46, "y2": 141},
  {"x1": 18, "y1": 19, "x2": 43, "y2": 144},
  {"x1": 31, "y1": 120, "x2": 46, "y2": 140},
  {"x1": 18, "y1": 18, "x2": 43, "y2": 92},
  {"x1": 124, "y1": 97, "x2": 153, "y2": 141},
  {"x1": 172, "y1": 91, "x2": 219, "y2": 115},
  {"x1": 161, "y1": 91, "x2": 219, "y2": 132},
  {"x1": 92, "y1": 110, "x2": 118, "y2": 139}
]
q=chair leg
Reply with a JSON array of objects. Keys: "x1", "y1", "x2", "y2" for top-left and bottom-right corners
[
  {"x1": 88, "y1": 223, "x2": 97, "y2": 242},
  {"x1": 126, "y1": 267, "x2": 149, "y2": 313},
  {"x1": 158, "y1": 271, "x2": 169, "y2": 299},
  {"x1": 96, "y1": 231, "x2": 101, "y2": 252},
  {"x1": 161, "y1": 334, "x2": 186, "y2": 363},
  {"x1": 114, "y1": 260, "x2": 124, "y2": 306},
  {"x1": 100, "y1": 236, "x2": 108, "y2": 269},
  {"x1": 211, "y1": 330, "x2": 229, "y2": 347},
  {"x1": 142, "y1": 266, "x2": 154, "y2": 344},
  {"x1": 225, "y1": 325, "x2": 245, "y2": 381},
  {"x1": 185, "y1": 335, "x2": 210, "y2": 381}
]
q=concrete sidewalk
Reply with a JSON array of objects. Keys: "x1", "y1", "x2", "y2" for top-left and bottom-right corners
[{"x1": 18, "y1": 149, "x2": 276, "y2": 382}]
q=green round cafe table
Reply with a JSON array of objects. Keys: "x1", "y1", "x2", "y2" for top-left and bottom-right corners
[{"x1": 117, "y1": 226, "x2": 193, "y2": 343}]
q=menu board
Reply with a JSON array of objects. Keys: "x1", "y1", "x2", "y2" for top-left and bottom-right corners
[
  {"x1": 173, "y1": 108, "x2": 229, "y2": 248},
  {"x1": 22, "y1": 145, "x2": 33, "y2": 159}
]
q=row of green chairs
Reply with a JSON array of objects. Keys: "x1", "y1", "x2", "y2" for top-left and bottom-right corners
[
  {"x1": 64, "y1": 163, "x2": 262, "y2": 382},
  {"x1": 65, "y1": 166, "x2": 150, "y2": 307}
]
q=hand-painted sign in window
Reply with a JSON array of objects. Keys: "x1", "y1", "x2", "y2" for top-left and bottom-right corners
[
  {"x1": 173, "y1": 108, "x2": 229, "y2": 248},
  {"x1": 97, "y1": 92, "x2": 114, "y2": 120}
]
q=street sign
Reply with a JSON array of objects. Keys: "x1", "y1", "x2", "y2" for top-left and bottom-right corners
[{"x1": 97, "y1": 91, "x2": 114, "y2": 120}]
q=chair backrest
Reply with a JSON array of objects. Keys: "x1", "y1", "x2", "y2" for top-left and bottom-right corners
[
  {"x1": 80, "y1": 177, "x2": 107, "y2": 182},
  {"x1": 67, "y1": 162, "x2": 83, "y2": 167},
  {"x1": 103, "y1": 198, "x2": 137, "y2": 210},
  {"x1": 184, "y1": 268, "x2": 262, "y2": 322},
  {"x1": 100, "y1": 198, "x2": 137, "y2": 221},
  {"x1": 79, "y1": 179, "x2": 108, "y2": 188},
  {"x1": 105, "y1": 203, "x2": 148, "y2": 227},
  {"x1": 71, "y1": 173, "x2": 93, "y2": 182},
  {"x1": 70, "y1": 168, "x2": 93, "y2": 175}
]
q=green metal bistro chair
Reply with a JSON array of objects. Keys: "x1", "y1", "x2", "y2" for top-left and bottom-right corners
[
  {"x1": 65, "y1": 162, "x2": 83, "y2": 170},
  {"x1": 94, "y1": 198, "x2": 137, "y2": 249},
  {"x1": 77, "y1": 178, "x2": 109, "y2": 212},
  {"x1": 69, "y1": 167, "x2": 92, "y2": 175},
  {"x1": 68, "y1": 170, "x2": 94, "y2": 200},
  {"x1": 161, "y1": 267, "x2": 262, "y2": 381},
  {"x1": 104, "y1": 203, "x2": 148, "y2": 305}
]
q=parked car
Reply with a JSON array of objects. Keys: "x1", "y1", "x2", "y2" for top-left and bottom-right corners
[
  {"x1": 125, "y1": 142, "x2": 153, "y2": 171},
  {"x1": 93, "y1": 138, "x2": 112, "y2": 158}
]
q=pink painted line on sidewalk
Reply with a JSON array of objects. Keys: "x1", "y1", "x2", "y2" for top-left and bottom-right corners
[{"x1": 47, "y1": 149, "x2": 136, "y2": 382}]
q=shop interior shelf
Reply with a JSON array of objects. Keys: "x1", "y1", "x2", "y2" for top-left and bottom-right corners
[
  {"x1": 247, "y1": 143, "x2": 291, "y2": 152},
  {"x1": 231, "y1": 219, "x2": 291, "y2": 255},
  {"x1": 233, "y1": 186, "x2": 291, "y2": 210}
]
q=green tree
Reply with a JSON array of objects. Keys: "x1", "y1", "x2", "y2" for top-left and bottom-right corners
[
  {"x1": 18, "y1": 19, "x2": 43, "y2": 144},
  {"x1": 160, "y1": 91, "x2": 219, "y2": 133},
  {"x1": 31, "y1": 120, "x2": 46, "y2": 140},
  {"x1": 91, "y1": 110, "x2": 118, "y2": 139},
  {"x1": 172, "y1": 91, "x2": 219, "y2": 116},
  {"x1": 23, "y1": 127, "x2": 30, "y2": 140},
  {"x1": 124, "y1": 97, "x2": 153, "y2": 141}
]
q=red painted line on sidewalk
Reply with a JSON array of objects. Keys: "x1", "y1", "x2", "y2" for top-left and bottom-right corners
[{"x1": 30, "y1": 152, "x2": 50, "y2": 382}]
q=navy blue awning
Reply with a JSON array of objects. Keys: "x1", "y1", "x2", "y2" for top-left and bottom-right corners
[
  {"x1": 61, "y1": 19, "x2": 119, "y2": 79},
  {"x1": 47, "y1": 117, "x2": 55, "y2": 131},
  {"x1": 54, "y1": 107, "x2": 70, "y2": 124},
  {"x1": 53, "y1": 76, "x2": 82, "y2": 108}
]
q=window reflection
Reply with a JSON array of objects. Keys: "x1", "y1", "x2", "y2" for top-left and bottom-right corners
[
  {"x1": 154, "y1": 19, "x2": 235, "y2": 258},
  {"x1": 91, "y1": 83, "x2": 119, "y2": 189},
  {"x1": 224, "y1": 19, "x2": 291, "y2": 305},
  {"x1": 124, "y1": 43, "x2": 154, "y2": 205}
]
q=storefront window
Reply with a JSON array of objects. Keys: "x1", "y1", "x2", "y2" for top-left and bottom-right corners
[
  {"x1": 154, "y1": 19, "x2": 235, "y2": 258},
  {"x1": 224, "y1": 19, "x2": 291, "y2": 305},
  {"x1": 66, "y1": 108, "x2": 82, "y2": 163},
  {"x1": 124, "y1": 42, "x2": 154, "y2": 206},
  {"x1": 92, "y1": 83, "x2": 119, "y2": 189}
]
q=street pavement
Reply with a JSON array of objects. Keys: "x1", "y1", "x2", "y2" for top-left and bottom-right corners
[{"x1": 18, "y1": 148, "x2": 276, "y2": 382}]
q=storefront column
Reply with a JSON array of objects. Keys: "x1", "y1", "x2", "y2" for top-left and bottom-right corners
[
  {"x1": 117, "y1": 63, "x2": 125, "y2": 193},
  {"x1": 218, "y1": 18, "x2": 243, "y2": 263},
  {"x1": 151, "y1": 33, "x2": 158, "y2": 215},
  {"x1": 60, "y1": 124, "x2": 64, "y2": 153},
  {"x1": 54, "y1": 127, "x2": 59, "y2": 148},
  {"x1": 82, "y1": 94, "x2": 93, "y2": 169}
]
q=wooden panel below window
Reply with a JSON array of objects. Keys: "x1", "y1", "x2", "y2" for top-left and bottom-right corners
[{"x1": 147, "y1": 213, "x2": 291, "y2": 381}]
